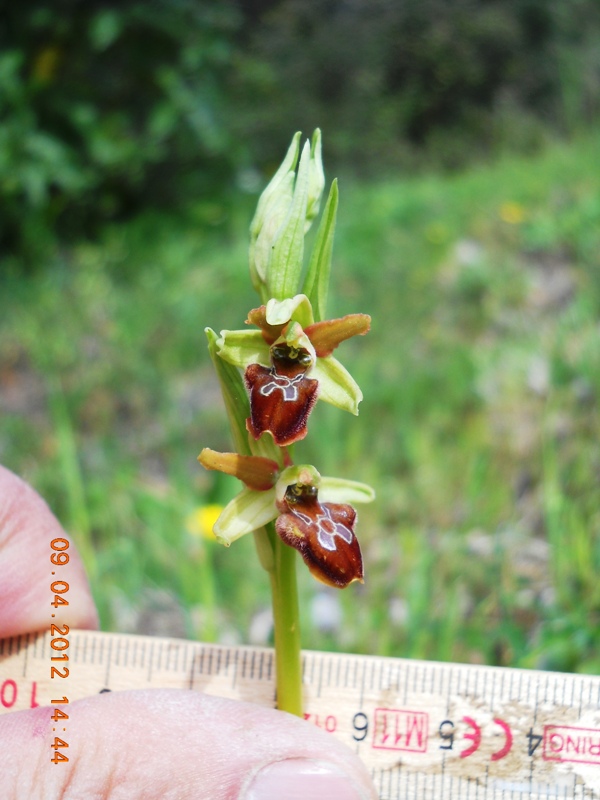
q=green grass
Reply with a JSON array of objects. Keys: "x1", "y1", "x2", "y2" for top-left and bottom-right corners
[{"x1": 1, "y1": 131, "x2": 599, "y2": 672}]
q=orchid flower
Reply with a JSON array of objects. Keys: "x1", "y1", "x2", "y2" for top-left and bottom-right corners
[
  {"x1": 217, "y1": 294, "x2": 370, "y2": 446},
  {"x1": 198, "y1": 449, "x2": 374, "y2": 588}
]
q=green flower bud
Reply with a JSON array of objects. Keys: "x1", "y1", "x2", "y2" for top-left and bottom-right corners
[
  {"x1": 249, "y1": 132, "x2": 301, "y2": 297},
  {"x1": 267, "y1": 140, "x2": 311, "y2": 301},
  {"x1": 306, "y1": 128, "x2": 325, "y2": 227},
  {"x1": 248, "y1": 130, "x2": 328, "y2": 305}
]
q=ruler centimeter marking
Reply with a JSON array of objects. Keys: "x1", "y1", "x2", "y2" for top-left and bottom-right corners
[{"x1": 0, "y1": 630, "x2": 599, "y2": 799}]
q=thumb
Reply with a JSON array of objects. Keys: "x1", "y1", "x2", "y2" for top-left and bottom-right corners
[
  {"x1": 2, "y1": 689, "x2": 377, "y2": 799},
  {"x1": 0, "y1": 465, "x2": 98, "y2": 637}
]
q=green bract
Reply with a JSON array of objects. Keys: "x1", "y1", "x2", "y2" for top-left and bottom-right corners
[
  {"x1": 302, "y1": 178, "x2": 338, "y2": 322},
  {"x1": 306, "y1": 129, "x2": 326, "y2": 226}
]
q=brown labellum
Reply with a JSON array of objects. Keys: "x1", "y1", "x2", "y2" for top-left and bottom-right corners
[
  {"x1": 275, "y1": 484, "x2": 364, "y2": 588},
  {"x1": 245, "y1": 343, "x2": 318, "y2": 446}
]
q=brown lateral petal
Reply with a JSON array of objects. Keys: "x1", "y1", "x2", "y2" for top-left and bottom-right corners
[
  {"x1": 276, "y1": 496, "x2": 363, "y2": 588},
  {"x1": 304, "y1": 314, "x2": 371, "y2": 358},
  {"x1": 245, "y1": 363, "x2": 318, "y2": 447},
  {"x1": 245, "y1": 305, "x2": 285, "y2": 345},
  {"x1": 198, "y1": 448, "x2": 279, "y2": 491}
]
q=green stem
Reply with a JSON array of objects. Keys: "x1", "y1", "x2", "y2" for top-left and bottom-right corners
[
  {"x1": 197, "y1": 546, "x2": 217, "y2": 643},
  {"x1": 268, "y1": 524, "x2": 303, "y2": 716}
]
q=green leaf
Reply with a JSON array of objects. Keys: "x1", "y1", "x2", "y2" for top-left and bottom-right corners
[
  {"x1": 311, "y1": 354, "x2": 363, "y2": 415},
  {"x1": 205, "y1": 327, "x2": 252, "y2": 457},
  {"x1": 320, "y1": 477, "x2": 375, "y2": 504},
  {"x1": 213, "y1": 487, "x2": 278, "y2": 545},
  {"x1": 302, "y1": 179, "x2": 338, "y2": 321},
  {"x1": 90, "y1": 10, "x2": 122, "y2": 51},
  {"x1": 268, "y1": 140, "x2": 311, "y2": 301}
]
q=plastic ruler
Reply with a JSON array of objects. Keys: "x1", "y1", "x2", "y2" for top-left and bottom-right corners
[{"x1": 0, "y1": 629, "x2": 599, "y2": 799}]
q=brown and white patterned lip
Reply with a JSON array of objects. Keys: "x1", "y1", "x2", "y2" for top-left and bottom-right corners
[
  {"x1": 276, "y1": 484, "x2": 363, "y2": 588},
  {"x1": 245, "y1": 344, "x2": 319, "y2": 447}
]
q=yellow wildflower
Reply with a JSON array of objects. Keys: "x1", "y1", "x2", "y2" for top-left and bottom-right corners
[
  {"x1": 185, "y1": 505, "x2": 224, "y2": 540},
  {"x1": 499, "y1": 202, "x2": 526, "y2": 224}
]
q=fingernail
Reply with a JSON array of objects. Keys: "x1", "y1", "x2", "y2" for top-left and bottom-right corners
[{"x1": 242, "y1": 758, "x2": 367, "y2": 800}]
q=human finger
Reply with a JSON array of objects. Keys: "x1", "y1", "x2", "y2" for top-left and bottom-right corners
[
  {"x1": 1, "y1": 688, "x2": 377, "y2": 799},
  {"x1": 0, "y1": 464, "x2": 98, "y2": 637}
]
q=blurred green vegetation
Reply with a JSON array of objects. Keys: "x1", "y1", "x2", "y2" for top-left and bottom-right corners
[
  {"x1": 1, "y1": 131, "x2": 599, "y2": 671},
  {"x1": 0, "y1": 1, "x2": 241, "y2": 259},
  {"x1": 1, "y1": 0, "x2": 599, "y2": 260}
]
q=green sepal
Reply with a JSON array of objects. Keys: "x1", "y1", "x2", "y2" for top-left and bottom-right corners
[
  {"x1": 268, "y1": 140, "x2": 311, "y2": 301},
  {"x1": 320, "y1": 477, "x2": 375, "y2": 504},
  {"x1": 217, "y1": 329, "x2": 270, "y2": 369},
  {"x1": 213, "y1": 487, "x2": 278, "y2": 545},
  {"x1": 302, "y1": 178, "x2": 338, "y2": 322},
  {"x1": 311, "y1": 354, "x2": 363, "y2": 415},
  {"x1": 205, "y1": 327, "x2": 252, "y2": 456}
]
